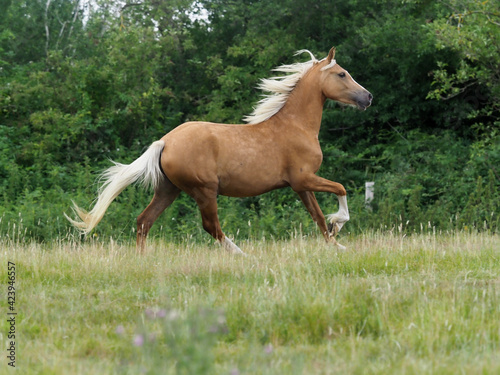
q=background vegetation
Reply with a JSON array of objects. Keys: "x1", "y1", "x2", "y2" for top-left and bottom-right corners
[{"x1": 0, "y1": 0, "x2": 499, "y2": 242}]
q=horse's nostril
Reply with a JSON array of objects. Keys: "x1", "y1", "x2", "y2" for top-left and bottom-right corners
[{"x1": 368, "y1": 92, "x2": 373, "y2": 101}]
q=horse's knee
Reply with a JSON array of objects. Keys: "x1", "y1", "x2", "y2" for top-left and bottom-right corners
[
  {"x1": 336, "y1": 185, "x2": 347, "y2": 196},
  {"x1": 290, "y1": 175, "x2": 347, "y2": 196}
]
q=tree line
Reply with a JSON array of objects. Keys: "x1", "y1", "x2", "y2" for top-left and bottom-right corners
[{"x1": 0, "y1": 0, "x2": 498, "y2": 241}]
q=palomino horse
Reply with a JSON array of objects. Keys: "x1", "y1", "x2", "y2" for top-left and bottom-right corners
[{"x1": 66, "y1": 47, "x2": 372, "y2": 254}]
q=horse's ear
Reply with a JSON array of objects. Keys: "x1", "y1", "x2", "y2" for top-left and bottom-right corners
[{"x1": 327, "y1": 47, "x2": 336, "y2": 63}]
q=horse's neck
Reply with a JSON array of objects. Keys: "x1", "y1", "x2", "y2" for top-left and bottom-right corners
[{"x1": 273, "y1": 73, "x2": 325, "y2": 135}]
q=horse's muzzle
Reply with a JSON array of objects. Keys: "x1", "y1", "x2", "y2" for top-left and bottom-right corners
[{"x1": 355, "y1": 91, "x2": 373, "y2": 111}]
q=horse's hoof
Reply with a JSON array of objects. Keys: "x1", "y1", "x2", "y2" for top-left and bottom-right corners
[{"x1": 336, "y1": 242, "x2": 346, "y2": 251}]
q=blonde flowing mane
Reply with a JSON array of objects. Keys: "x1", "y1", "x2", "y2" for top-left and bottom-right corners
[{"x1": 244, "y1": 50, "x2": 333, "y2": 124}]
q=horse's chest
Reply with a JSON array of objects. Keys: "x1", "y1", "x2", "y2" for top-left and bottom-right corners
[
  {"x1": 290, "y1": 139, "x2": 323, "y2": 172},
  {"x1": 307, "y1": 149, "x2": 323, "y2": 172}
]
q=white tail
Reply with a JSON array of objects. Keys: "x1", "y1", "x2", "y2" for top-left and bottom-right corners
[{"x1": 65, "y1": 140, "x2": 165, "y2": 234}]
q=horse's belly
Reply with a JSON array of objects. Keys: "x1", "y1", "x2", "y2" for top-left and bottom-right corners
[
  {"x1": 215, "y1": 156, "x2": 288, "y2": 197},
  {"x1": 218, "y1": 179, "x2": 289, "y2": 197}
]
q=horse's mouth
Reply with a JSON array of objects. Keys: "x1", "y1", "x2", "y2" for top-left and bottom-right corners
[
  {"x1": 354, "y1": 91, "x2": 373, "y2": 111},
  {"x1": 356, "y1": 102, "x2": 368, "y2": 111},
  {"x1": 356, "y1": 102, "x2": 370, "y2": 111}
]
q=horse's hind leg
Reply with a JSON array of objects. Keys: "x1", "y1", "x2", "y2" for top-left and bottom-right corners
[
  {"x1": 137, "y1": 178, "x2": 180, "y2": 252},
  {"x1": 192, "y1": 189, "x2": 245, "y2": 255},
  {"x1": 297, "y1": 191, "x2": 346, "y2": 250}
]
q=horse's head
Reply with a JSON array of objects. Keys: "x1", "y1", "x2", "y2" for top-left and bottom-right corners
[{"x1": 318, "y1": 47, "x2": 372, "y2": 110}]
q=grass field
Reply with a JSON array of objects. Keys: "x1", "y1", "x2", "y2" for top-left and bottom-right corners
[{"x1": 1, "y1": 231, "x2": 499, "y2": 374}]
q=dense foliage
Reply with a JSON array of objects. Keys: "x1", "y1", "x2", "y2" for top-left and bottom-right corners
[{"x1": 0, "y1": 0, "x2": 498, "y2": 241}]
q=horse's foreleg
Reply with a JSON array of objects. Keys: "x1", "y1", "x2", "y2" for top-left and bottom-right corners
[
  {"x1": 292, "y1": 175, "x2": 349, "y2": 249},
  {"x1": 192, "y1": 190, "x2": 245, "y2": 255},
  {"x1": 326, "y1": 194, "x2": 349, "y2": 236},
  {"x1": 297, "y1": 190, "x2": 347, "y2": 250},
  {"x1": 297, "y1": 191, "x2": 328, "y2": 238},
  {"x1": 137, "y1": 179, "x2": 180, "y2": 252}
]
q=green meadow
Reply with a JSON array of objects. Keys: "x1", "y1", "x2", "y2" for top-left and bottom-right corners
[{"x1": 1, "y1": 231, "x2": 499, "y2": 374}]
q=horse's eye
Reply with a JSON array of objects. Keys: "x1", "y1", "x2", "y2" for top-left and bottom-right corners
[{"x1": 338, "y1": 72, "x2": 346, "y2": 78}]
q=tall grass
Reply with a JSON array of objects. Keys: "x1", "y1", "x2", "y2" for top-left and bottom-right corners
[{"x1": 1, "y1": 231, "x2": 499, "y2": 374}]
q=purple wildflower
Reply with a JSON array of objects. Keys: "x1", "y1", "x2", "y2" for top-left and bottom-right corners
[{"x1": 133, "y1": 334, "x2": 144, "y2": 347}]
